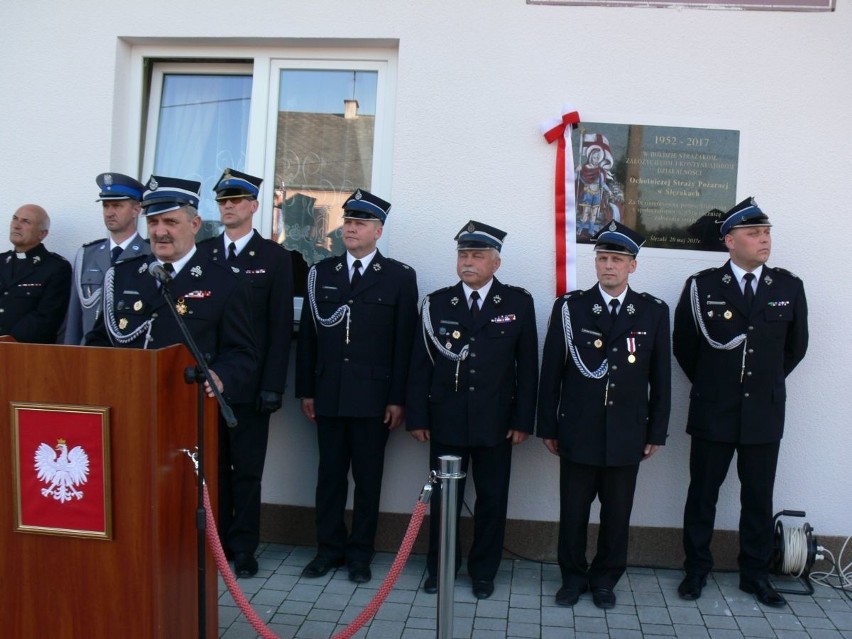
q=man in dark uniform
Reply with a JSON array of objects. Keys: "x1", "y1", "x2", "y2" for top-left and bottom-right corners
[
  {"x1": 1, "y1": 204, "x2": 71, "y2": 343},
  {"x1": 65, "y1": 173, "x2": 150, "y2": 344},
  {"x1": 537, "y1": 221, "x2": 670, "y2": 609},
  {"x1": 296, "y1": 189, "x2": 418, "y2": 584},
  {"x1": 86, "y1": 176, "x2": 256, "y2": 407},
  {"x1": 673, "y1": 197, "x2": 808, "y2": 608},
  {"x1": 407, "y1": 221, "x2": 538, "y2": 600},
  {"x1": 198, "y1": 168, "x2": 294, "y2": 578}
]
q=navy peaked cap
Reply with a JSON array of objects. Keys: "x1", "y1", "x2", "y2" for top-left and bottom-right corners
[
  {"x1": 213, "y1": 168, "x2": 262, "y2": 200},
  {"x1": 455, "y1": 220, "x2": 507, "y2": 252},
  {"x1": 718, "y1": 197, "x2": 771, "y2": 237},
  {"x1": 141, "y1": 175, "x2": 201, "y2": 216},
  {"x1": 96, "y1": 173, "x2": 144, "y2": 202},
  {"x1": 342, "y1": 189, "x2": 391, "y2": 223},
  {"x1": 592, "y1": 220, "x2": 645, "y2": 256}
]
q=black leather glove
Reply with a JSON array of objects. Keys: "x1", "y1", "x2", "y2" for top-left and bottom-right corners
[{"x1": 256, "y1": 390, "x2": 283, "y2": 414}]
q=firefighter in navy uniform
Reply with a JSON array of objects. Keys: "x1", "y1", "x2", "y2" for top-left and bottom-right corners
[
  {"x1": 1, "y1": 204, "x2": 71, "y2": 343},
  {"x1": 673, "y1": 198, "x2": 808, "y2": 608},
  {"x1": 296, "y1": 189, "x2": 418, "y2": 584},
  {"x1": 197, "y1": 168, "x2": 294, "y2": 578},
  {"x1": 85, "y1": 176, "x2": 256, "y2": 407},
  {"x1": 537, "y1": 221, "x2": 670, "y2": 610},
  {"x1": 406, "y1": 221, "x2": 538, "y2": 600},
  {"x1": 65, "y1": 173, "x2": 150, "y2": 345}
]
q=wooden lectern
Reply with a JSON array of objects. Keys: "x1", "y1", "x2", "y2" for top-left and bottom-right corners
[{"x1": 0, "y1": 340, "x2": 217, "y2": 638}]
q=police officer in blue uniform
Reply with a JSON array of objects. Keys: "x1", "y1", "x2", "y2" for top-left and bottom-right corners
[
  {"x1": 198, "y1": 168, "x2": 294, "y2": 578},
  {"x1": 65, "y1": 173, "x2": 150, "y2": 344},
  {"x1": 86, "y1": 176, "x2": 256, "y2": 406},
  {"x1": 296, "y1": 189, "x2": 418, "y2": 583},
  {"x1": 1, "y1": 204, "x2": 71, "y2": 343},
  {"x1": 538, "y1": 221, "x2": 670, "y2": 609},
  {"x1": 674, "y1": 198, "x2": 808, "y2": 608},
  {"x1": 407, "y1": 221, "x2": 538, "y2": 600}
]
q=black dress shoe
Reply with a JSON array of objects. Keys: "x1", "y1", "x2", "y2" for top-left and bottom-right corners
[
  {"x1": 555, "y1": 584, "x2": 587, "y2": 607},
  {"x1": 591, "y1": 586, "x2": 616, "y2": 609},
  {"x1": 347, "y1": 561, "x2": 372, "y2": 584},
  {"x1": 422, "y1": 575, "x2": 438, "y2": 594},
  {"x1": 472, "y1": 579, "x2": 494, "y2": 599},
  {"x1": 234, "y1": 553, "x2": 258, "y2": 578},
  {"x1": 301, "y1": 556, "x2": 344, "y2": 578},
  {"x1": 740, "y1": 577, "x2": 787, "y2": 608},
  {"x1": 678, "y1": 573, "x2": 707, "y2": 600}
]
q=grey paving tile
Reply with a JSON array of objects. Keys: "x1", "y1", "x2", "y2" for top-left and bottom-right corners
[
  {"x1": 541, "y1": 627, "x2": 576, "y2": 639},
  {"x1": 608, "y1": 630, "x2": 644, "y2": 639},
  {"x1": 401, "y1": 629, "x2": 435, "y2": 639},
  {"x1": 272, "y1": 612, "x2": 309, "y2": 626},
  {"x1": 306, "y1": 607, "x2": 343, "y2": 623},
  {"x1": 510, "y1": 607, "x2": 541, "y2": 624},
  {"x1": 475, "y1": 599, "x2": 510, "y2": 618},
  {"x1": 787, "y1": 600, "x2": 827, "y2": 617},
  {"x1": 635, "y1": 590, "x2": 669, "y2": 607},
  {"x1": 819, "y1": 597, "x2": 852, "y2": 612},
  {"x1": 773, "y1": 631, "x2": 810, "y2": 639},
  {"x1": 670, "y1": 606, "x2": 705, "y2": 625},
  {"x1": 374, "y1": 601, "x2": 412, "y2": 622},
  {"x1": 575, "y1": 615, "x2": 607, "y2": 633},
  {"x1": 829, "y1": 611, "x2": 852, "y2": 630},
  {"x1": 264, "y1": 573, "x2": 301, "y2": 591},
  {"x1": 405, "y1": 615, "x2": 436, "y2": 630},
  {"x1": 800, "y1": 615, "x2": 839, "y2": 629},
  {"x1": 805, "y1": 631, "x2": 844, "y2": 639},
  {"x1": 671, "y1": 623, "x2": 711, "y2": 638},
  {"x1": 365, "y1": 619, "x2": 406, "y2": 638},
  {"x1": 452, "y1": 615, "x2": 474, "y2": 639},
  {"x1": 511, "y1": 593, "x2": 543, "y2": 609},
  {"x1": 607, "y1": 612, "x2": 641, "y2": 629},
  {"x1": 406, "y1": 604, "x2": 434, "y2": 619},
  {"x1": 639, "y1": 606, "x2": 673, "y2": 625},
  {"x1": 641, "y1": 622, "x2": 677, "y2": 636},
  {"x1": 313, "y1": 592, "x2": 351, "y2": 611},
  {"x1": 735, "y1": 615, "x2": 775, "y2": 637},
  {"x1": 508, "y1": 621, "x2": 542, "y2": 637},
  {"x1": 765, "y1": 611, "x2": 805, "y2": 630},
  {"x1": 703, "y1": 614, "x2": 740, "y2": 630},
  {"x1": 707, "y1": 629, "x2": 745, "y2": 639},
  {"x1": 473, "y1": 616, "x2": 508, "y2": 631},
  {"x1": 294, "y1": 619, "x2": 337, "y2": 639},
  {"x1": 471, "y1": 630, "x2": 511, "y2": 639},
  {"x1": 540, "y1": 604, "x2": 575, "y2": 627},
  {"x1": 288, "y1": 583, "x2": 326, "y2": 603}
]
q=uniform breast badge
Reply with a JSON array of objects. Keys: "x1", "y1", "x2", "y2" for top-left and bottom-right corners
[
  {"x1": 452, "y1": 330, "x2": 461, "y2": 339},
  {"x1": 119, "y1": 318, "x2": 128, "y2": 329},
  {"x1": 594, "y1": 339, "x2": 603, "y2": 349},
  {"x1": 133, "y1": 300, "x2": 143, "y2": 311},
  {"x1": 176, "y1": 298, "x2": 188, "y2": 315},
  {"x1": 592, "y1": 304, "x2": 603, "y2": 315},
  {"x1": 724, "y1": 310, "x2": 733, "y2": 319},
  {"x1": 722, "y1": 274, "x2": 732, "y2": 284}
]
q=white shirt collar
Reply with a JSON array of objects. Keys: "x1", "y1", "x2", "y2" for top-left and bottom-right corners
[
  {"x1": 161, "y1": 245, "x2": 197, "y2": 277},
  {"x1": 348, "y1": 249, "x2": 377, "y2": 272},
  {"x1": 462, "y1": 279, "x2": 494, "y2": 304},
  {"x1": 111, "y1": 232, "x2": 139, "y2": 252},
  {"x1": 729, "y1": 261, "x2": 763, "y2": 292},
  {"x1": 597, "y1": 283, "x2": 628, "y2": 309},
  {"x1": 223, "y1": 229, "x2": 254, "y2": 257}
]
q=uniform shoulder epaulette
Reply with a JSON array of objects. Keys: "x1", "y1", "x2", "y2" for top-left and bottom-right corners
[
  {"x1": 640, "y1": 292, "x2": 666, "y2": 305},
  {"x1": 504, "y1": 283, "x2": 532, "y2": 297},
  {"x1": 82, "y1": 237, "x2": 108, "y2": 248},
  {"x1": 562, "y1": 289, "x2": 583, "y2": 299},
  {"x1": 385, "y1": 256, "x2": 414, "y2": 271},
  {"x1": 690, "y1": 266, "x2": 718, "y2": 279},
  {"x1": 427, "y1": 285, "x2": 454, "y2": 298},
  {"x1": 48, "y1": 251, "x2": 71, "y2": 263},
  {"x1": 769, "y1": 266, "x2": 801, "y2": 280}
]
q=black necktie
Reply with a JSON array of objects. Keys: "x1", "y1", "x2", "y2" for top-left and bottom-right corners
[
  {"x1": 609, "y1": 298, "x2": 620, "y2": 322},
  {"x1": 470, "y1": 290, "x2": 480, "y2": 319},
  {"x1": 350, "y1": 259, "x2": 362, "y2": 289},
  {"x1": 163, "y1": 262, "x2": 175, "y2": 275},
  {"x1": 228, "y1": 242, "x2": 237, "y2": 261},
  {"x1": 743, "y1": 272, "x2": 755, "y2": 309},
  {"x1": 111, "y1": 246, "x2": 122, "y2": 264}
]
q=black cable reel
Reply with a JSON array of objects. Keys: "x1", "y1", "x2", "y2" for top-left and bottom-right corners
[{"x1": 770, "y1": 509, "x2": 821, "y2": 595}]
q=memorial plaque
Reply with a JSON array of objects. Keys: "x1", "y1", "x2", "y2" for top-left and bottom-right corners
[{"x1": 572, "y1": 122, "x2": 739, "y2": 251}]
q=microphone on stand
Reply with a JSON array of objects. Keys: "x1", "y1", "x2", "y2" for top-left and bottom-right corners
[
  {"x1": 148, "y1": 261, "x2": 173, "y2": 285},
  {"x1": 147, "y1": 260, "x2": 237, "y2": 427}
]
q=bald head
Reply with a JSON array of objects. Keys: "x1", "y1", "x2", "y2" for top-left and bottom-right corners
[{"x1": 10, "y1": 204, "x2": 50, "y2": 252}]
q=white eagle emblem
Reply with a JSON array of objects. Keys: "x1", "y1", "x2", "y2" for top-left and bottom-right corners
[{"x1": 34, "y1": 438, "x2": 90, "y2": 503}]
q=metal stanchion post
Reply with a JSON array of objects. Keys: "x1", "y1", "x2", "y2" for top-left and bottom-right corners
[{"x1": 437, "y1": 455, "x2": 465, "y2": 639}]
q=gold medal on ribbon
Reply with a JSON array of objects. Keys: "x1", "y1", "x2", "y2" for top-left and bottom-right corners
[
  {"x1": 133, "y1": 300, "x2": 143, "y2": 311},
  {"x1": 119, "y1": 318, "x2": 128, "y2": 329},
  {"x1": 626, "y1": 336, "x2": 637, "y2": 364},
  {"x1": 594, "y1": 339, "x2": 603, "y2": 349},
  {"x1": 176, "y1": 299, "x2": 188, "y2": 316}
]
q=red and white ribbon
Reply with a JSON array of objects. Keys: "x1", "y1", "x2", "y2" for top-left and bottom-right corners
[{"x1": 541, "y1": 104, "x2": 581, "y2": 296}]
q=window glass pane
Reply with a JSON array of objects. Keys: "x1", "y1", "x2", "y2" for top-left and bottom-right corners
[
  {"x1": 153, "y1": 73, "x2": 252, "y2": 232},
  {"x1": 271, "y1": 70, "x2": 378, "y2": 295}
]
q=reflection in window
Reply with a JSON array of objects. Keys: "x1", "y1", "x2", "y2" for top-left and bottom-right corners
[
  {"x1": 271, "y1": 70, "x2": 378, "y2": 294},
  {"x1": 151, "y1": 73, "x2": 252, "y2": 232}
]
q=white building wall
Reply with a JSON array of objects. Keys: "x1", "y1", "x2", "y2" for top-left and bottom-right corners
[{"x1": 1, "y1": 1, "x2": 849, "y2": 537}]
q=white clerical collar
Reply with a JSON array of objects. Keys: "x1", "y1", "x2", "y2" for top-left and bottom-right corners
[
  {"x1": 462, "y1": 279, "x2": 494, "y2": 302},
  {"x1": 161, "y1": 246, "x2": 196, "y2": 277},
  {"x1": 348, "y1": 249, "x2": 377, "y2": 271}
]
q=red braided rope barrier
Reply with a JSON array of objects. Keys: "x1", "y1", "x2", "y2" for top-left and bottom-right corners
[
  {"x1": 203, "y1": 483, "x2": 429, "y2": 639},
  {"x1": 332, "y1": 500, "x2": 428, "y2": 639}
]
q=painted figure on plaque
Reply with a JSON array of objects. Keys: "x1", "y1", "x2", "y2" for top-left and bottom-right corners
[{"x1": 576, "y1": 132, "x2": 623, "y2": 237}]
